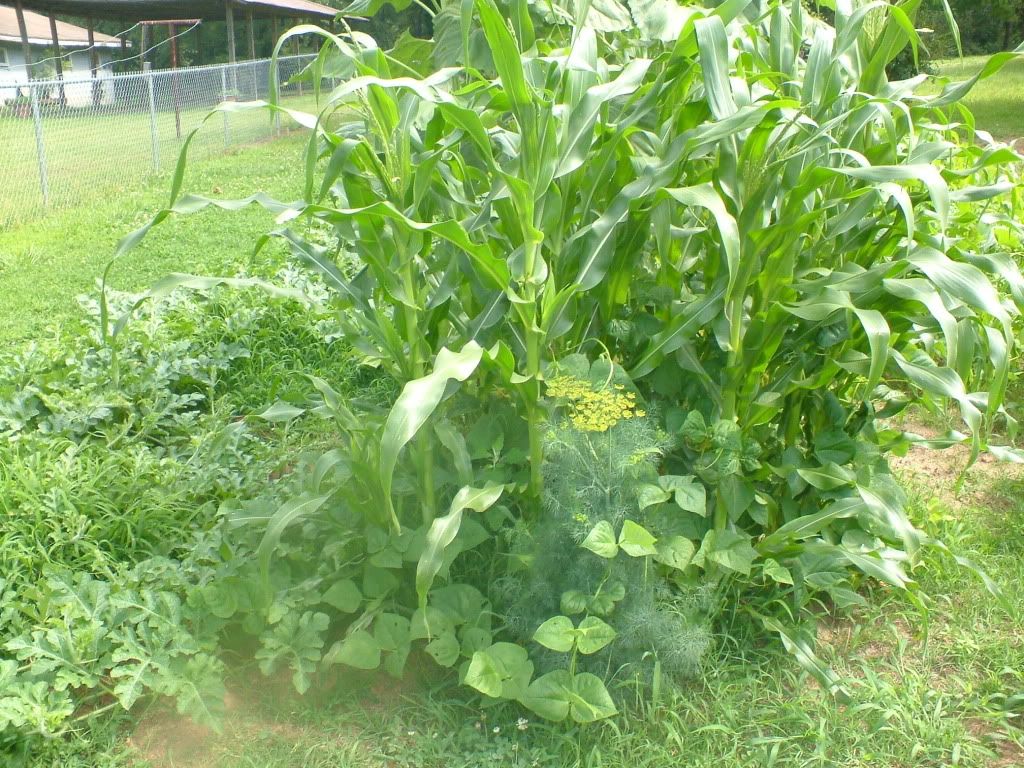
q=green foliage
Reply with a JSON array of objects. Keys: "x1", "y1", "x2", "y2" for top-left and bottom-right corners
[
  {"x1": 0, "y1": 136, "x2": 311, "y2": 342},
  {"x1": 0, "y1": 263, "x2": 366, "y2": 753},
  {"x1": 497, "y1": 391, "x2": 712, "y2": 687},
  {"x1": 920, "y1": 0, "x2": 1024, "y2": 57},
  {"x1": 79, "y1": 0, "x2": 1024, "y2": 736}
]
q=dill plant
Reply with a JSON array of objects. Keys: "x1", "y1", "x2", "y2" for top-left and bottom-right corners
[{"x1": 496, "y1": 362, "x2": 712, "y2": 686}]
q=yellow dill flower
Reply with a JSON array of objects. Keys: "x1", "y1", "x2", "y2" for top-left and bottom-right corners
[{"x1": 545, "y1": 374, "x2": 645, "y2": 433}]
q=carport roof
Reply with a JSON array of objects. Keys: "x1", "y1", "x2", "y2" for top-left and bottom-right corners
[
  {"x1": 6, "y1": 0, "x2": 339, "y2": 21},
  {"x1": 0, "y1": 5, "x2": 123, "y2": 45}
]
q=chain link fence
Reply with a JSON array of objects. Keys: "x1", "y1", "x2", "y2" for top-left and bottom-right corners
[{"x1": 0, "y1": 54, "x2": 325, "y2": 229}]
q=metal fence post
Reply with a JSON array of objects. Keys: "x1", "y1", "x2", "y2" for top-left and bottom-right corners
[
  {"x1": 28, "y1": 82, "x2": 49, "y2": 207},
  {"x1": 221, "y1": 66, "x2": 230, "y2": 147},
  {"x1": 146, "y1": 71, "x2": 160, "y2": 171}
]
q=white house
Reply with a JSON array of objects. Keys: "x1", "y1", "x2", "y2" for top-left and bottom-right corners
[{"x1": 0, "y1": 5, "x2": 125, "y2": 106}]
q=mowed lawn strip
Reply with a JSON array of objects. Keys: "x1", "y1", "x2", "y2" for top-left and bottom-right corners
[
  {"x1": 0, "y1": 92, "x2": 324, "y2": 227},
  {"x1": 0, "y1": 134, "x2": 308, "y2": 345},
  {"x1": 931, "y1": 54, "x2": 1024, "y2": 140}
]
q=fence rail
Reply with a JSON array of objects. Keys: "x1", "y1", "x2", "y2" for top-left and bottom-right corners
[{"x1": 0, "y1": 54, "x2": 323, "y2": 228}]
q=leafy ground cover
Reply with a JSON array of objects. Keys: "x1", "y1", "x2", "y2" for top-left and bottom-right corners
[
  {"x1": 3, "y1": 3, "x2": 1024, "y2": 767},
  {"x1": 18, "y1": 445, "x2": 1024, "y2": 768}
]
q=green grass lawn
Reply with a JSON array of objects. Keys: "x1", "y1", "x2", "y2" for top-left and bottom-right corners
[
  {"x1": 0, "y1": 133, "x2": 308, "y2": 344},
  {"x1": 932, "y1": 55, "x2": 1024, "y2": 139},
  {"x1": 0, "y1": 90, "x2": 323, "y2": 229}
]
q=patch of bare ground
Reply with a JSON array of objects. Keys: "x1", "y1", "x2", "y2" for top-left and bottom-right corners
[
  {"x1": 966, "y1": 718, "x2": 1024, "y2": 768},
  {"x1": 817, "y1": 613, "x2": 914, "y2": 662},
  {"x1": 127, "y1": 707, "x2": 216, "y2": 768},
  {"x1": 888, "y1": 422, "x2": 1024, "y2": 511},
  {"x1": 126, "y1": 667, "x2": 375, "y2": 768}
]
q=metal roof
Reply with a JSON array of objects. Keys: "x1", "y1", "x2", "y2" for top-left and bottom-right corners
[
  {"x1": 5, "y1": 0, "x2": 339, "y2": 21},
  {"x1": 0, "y1": 4, "x2": 123, "y2": 46}
]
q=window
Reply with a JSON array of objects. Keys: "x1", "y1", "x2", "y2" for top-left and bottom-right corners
[{"x1": 0, "y1": 48, "x2": 9, "y2": 71}]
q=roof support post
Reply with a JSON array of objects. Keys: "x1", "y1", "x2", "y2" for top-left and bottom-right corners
[
  {"x1": 247, "y1": 8, "x2": 257, "y2": 61},
  {"x1": 87, "y1": 18, "x2": 99, "y2": 76},
  {"x1": 226, "y1": 3, "x2": 237, "y2": 64},
  {"x1": 14, "y1": 0, "x2": 33, "y2": 79},
  {"x1": 48, "y1": 14, "x2": 65, "y2": 104},
  {"x1": 140, "y1": 23, "x2": 148, "y2": 69},
  {"x1": 87, "y1": 16, "x2": 100, "y2": 106},
  {"x1": 169, "y1": 23, "x2": 181, "y2": 139}
]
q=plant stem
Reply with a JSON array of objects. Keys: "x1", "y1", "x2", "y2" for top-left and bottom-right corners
[
  {"x1": 400, "y1": 254, "x2": 436, "y2": 525},
  {"x1": 714, "y1": 486, "x2": 728, "y2": 531},
  {"x1": 722, "y1": 297, "x2": 744, "y2": 422},
  {"x1": 526, "y1": 326, "x2": 544, "y2": 499}
]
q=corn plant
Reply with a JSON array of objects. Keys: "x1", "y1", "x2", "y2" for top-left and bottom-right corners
[{"x1": 116, "y1": 0, "x2": 1024, "y2": 719}]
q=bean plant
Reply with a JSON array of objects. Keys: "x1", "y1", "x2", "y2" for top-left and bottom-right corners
[{"x1": 108, "y1": 0, "x2": 1024, "y2": 722}]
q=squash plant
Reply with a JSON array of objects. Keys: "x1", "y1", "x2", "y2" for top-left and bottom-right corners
[{"x1": 112, "y1": 0, "x2": 1024, "y2": 721}]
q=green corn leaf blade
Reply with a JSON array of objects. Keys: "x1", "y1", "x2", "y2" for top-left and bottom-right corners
[
  {"x1": 796, "y1": 463, "x2": 856, "y2": 491},
  {"x1": 257, "y1": 494, "x2": 331, "y2": 594},
  {"x1": 759, "y1": 497, "x2": 864, "y2": 551},
  {"x1": 474, "y1": 0, "x2": 532, "y2": 115},
  {"x1": 416, "y1": 483, "x2": 505, "y2": 622},
  {"x1": 256, "y1": 401, "x2": 305, "y2": 423},
  {"x1": 759, "y1": 614, "x2": 850, "y2": 703},
  {"x1": 381, "y1": 344, "x2": 486, "y2": 531},
  {"x1": 556, "y1": 58, "x2": 651, "y2": 179},
  {"x1": 660, "y1": 185, "x2": 741, "y2": 304},
  {"x1": 851, "y1": 308, "x2": 890, "y2": 398},
  {"x1": 695, "y1": 16, "x2": 737, "y2": 120},
  {"x1": 434, "y1": 422, "x2": 475, "y2": 487}
]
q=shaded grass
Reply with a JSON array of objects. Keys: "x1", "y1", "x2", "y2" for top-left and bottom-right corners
[{"x1": 932, "y1": 55, "x2": 1024, "y2": 139}]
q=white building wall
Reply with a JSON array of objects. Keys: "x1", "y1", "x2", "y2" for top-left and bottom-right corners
[
  {"x1": 0, "y1": 41, "x2": 31, "y2": 100},
  {"x1": 1, "y1": 42, "x2": 115, "y2": 105}
]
